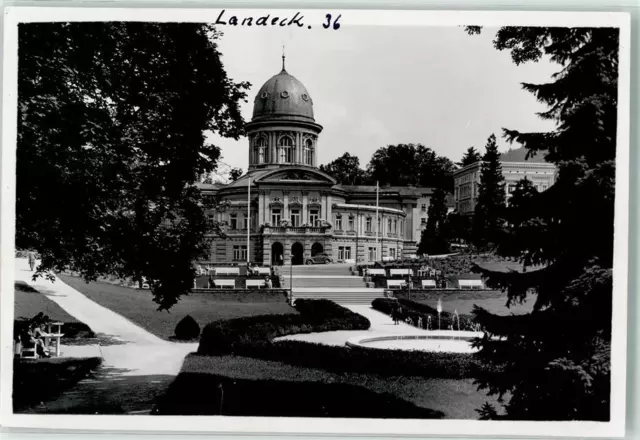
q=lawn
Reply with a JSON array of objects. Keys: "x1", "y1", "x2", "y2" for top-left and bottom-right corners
[
  {"x1": 156, "y1": 354, "x2": 501, "y2": 419},
  {"x1": 14, "y1": 281, "x2": 94, "y2": 339},
  {"x1": 57, "y1": 274, "x2": 297, "y2": 341}
]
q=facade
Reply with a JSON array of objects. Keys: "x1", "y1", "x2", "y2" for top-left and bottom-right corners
[
  {"x1": 199, "y1": 59, "x2": 448, "y2": 265},
  {"x1": 453, "y1": 148, "x2": 556, "y2": 215}
]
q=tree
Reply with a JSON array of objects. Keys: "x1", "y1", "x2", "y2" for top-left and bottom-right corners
[
  {"x1": 466, "y1": 26, "x2": 619, "y2": 421},
  {"x1": 471, "y1": 134, "x2": 506, "y2": 247},
  {"x1": 319, "y1": 152, "x2": 368, "y2": 185},
  {"x1": 229, "y1": 167, "x2": 243, "y2": 182},
  {"x1": 366, "y1": 144, "x2": 455, "y2": 190},
  {"x1": 417, "y1": 186, "x2": 450, "y2": 255},
  {"x1": 17, "y1": 22, "x2": 249, "y2": 310},
  {"x1": 458, "y1": 146, "x2": 482, "y2": 167}
]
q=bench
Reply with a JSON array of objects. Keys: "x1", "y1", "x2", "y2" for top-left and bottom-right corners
[
  {"x1": 390, "y1": 268, "x2": 413, "y2": 277},
  {"x1": 421, "y1": 279, "x2": 437, "y2": 288},
  {"x1": 215, "y1": 267, "x2": 240, "y2": 276},
  {"x1": 213, "y1": 279, "x2": 236, "y2": 288},
  {"x1": 386, "y1": 280, "x2": 407, "y2": 289},
  {"x1": 459, "y1": 279, "x2": 484, "y2": 289},
  {"x1": 254, "y1": 267, "x2": 271, "y2": 276},
  {"x1": 246, "y1": 279, "x2": 266, "y2": 289},
  {"x1": 366, "y1": 269, "x2": 386, "y2": 277}
]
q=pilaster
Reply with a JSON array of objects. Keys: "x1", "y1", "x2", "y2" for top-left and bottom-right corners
[
  {"x1": 283, "y1": 191, "x2": 290, "y2": 220},
  {"x1": 302, "y1": 191, "x2": 308, "y2": 223}
]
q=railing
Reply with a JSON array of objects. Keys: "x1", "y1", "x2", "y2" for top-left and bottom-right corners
[{"x1": 263, "y1": 226, "x2": 329, "y2": 234}]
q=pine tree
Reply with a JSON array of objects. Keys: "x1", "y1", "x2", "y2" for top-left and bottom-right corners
[
  {"x1": 471, "y1": 134, "x2": 506, "y2": 248},
  {"x1": 458, "y1": 146, "x2": 482, "y2": 167},
  {"x1": 466, "y1": 26, "x2": 619, "y2": 421},
  {"x1": 417, "y1": 187, "x2": 450, "y2": 255}
]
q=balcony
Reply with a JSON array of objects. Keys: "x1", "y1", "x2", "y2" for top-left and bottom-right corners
[{"x1": 263, "y1": 225, "x2": 329, "y2": 235}]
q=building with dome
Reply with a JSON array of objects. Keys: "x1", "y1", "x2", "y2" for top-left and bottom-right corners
[{"x1": 198, "y1": 57, "x2": 452, "y2": 266}]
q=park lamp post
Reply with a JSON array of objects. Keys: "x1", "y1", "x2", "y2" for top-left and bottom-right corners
[
  {"x1": 290, "y1": 256, "x2": 294, "y2": 304},
  {"x1": 437, "y1": 298, "x2": 442, "y2": 330}
]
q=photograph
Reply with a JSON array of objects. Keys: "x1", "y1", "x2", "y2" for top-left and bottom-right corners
[{"x1": 0, "y1": 7, "x2": 630, "y2": 438}]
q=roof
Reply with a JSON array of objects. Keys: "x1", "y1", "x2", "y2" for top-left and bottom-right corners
[
  {"x1": 336, "y1": 185, "x2": 434, "y2": 198},
  {"x1": 195, "y1": 182, "x2": 223, "y2": 191},
  {"x1": 251, "y1": 65, "x2": 315, "y2": 123},
  {"x1": 500, "y1": 147, "x2": 548, "y2": 163}
]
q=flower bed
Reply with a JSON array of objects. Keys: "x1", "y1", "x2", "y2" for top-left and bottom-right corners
[{"x1": 197, "y1": 299, "x2": 370, "y2": 355}]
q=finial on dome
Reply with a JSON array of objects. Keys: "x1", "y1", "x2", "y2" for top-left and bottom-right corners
[{"x1": 281, "y1": 45, "x2": 286, "y2": 72}]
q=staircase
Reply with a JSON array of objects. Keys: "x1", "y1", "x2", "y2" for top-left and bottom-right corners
[{"x1": 277, "y1": 263, "x2": 386, "y2": 305}]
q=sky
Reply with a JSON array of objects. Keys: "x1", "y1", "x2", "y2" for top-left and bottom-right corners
[{"x1": 207, "y1": 24, "x2": 558, "y2": 174}]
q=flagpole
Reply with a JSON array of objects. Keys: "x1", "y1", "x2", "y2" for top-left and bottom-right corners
[
  {"x1": 376, "y1": 181, "x2": 379, "y2": 262},
  {"x1": 247, "y1": 178, "x2": 251, "y2": 264}
]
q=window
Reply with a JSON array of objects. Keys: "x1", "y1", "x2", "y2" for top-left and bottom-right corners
[
  {"x1": 309, "y1": 208, "x2": 319, "y2": 226},
  {"x1": 230, "y1": 213, "x2": 238, "y2": 230},
  {"x1": 368, "y1": 247, "x2": 377, "y2": 261},
  {"x1": 271, "y1": 208, "x2": 281, "y2": 225},
  {"x1": 542, "y1": 185, "x2": 548, "y2": 191},
  {"x1": 421, "y1": 218, "x2": 427, "y2": 224},
  {"x1": 279, "y1": 136, "x2": 294, "y2": 163},
  {"x1": 233, "y1": 245, "x2": 247, "y2": 261},
  {"x1": 366, "y1": 217, "x2": 372, "y2": 232},
  {"x1": 207, "y1": 214, "x2": 214, "y2": 222},
  {"x1": 290, "y1": 209, "x2": 300, "y2": 227},
  {"x1": 335, "y1": 214, "x2": 343, "y2": 230},
  {"x1": 393, "y1": 219, "x2": 397, "y2": 233},
  {"x1": 338, "y1": 246, "x2": 351, "y2": 260},
  {"x1": 304, "y1": 139, "x2": 314, "y2": 165},
  {"x1": 256, "y1": 137, "x2": 267, "y2": 164},
  {"x1": 390, "y1": 248, "x2": 396, "y2": 259},
  {"x1": 348, "y1": 216, "x2": 355, "y2": 231},
  {"x1": 387, "y1": 218, "x2": 392, "y2": 233},
  {"x1": 508, "y1": 184, "x2": 517, "y2": 194},
  {"x1": 243, "y1": 214, "x2": 249, "y2": 230},
  {"x1": 421, "y1": 204, "x2": 427, "y2": 212}
]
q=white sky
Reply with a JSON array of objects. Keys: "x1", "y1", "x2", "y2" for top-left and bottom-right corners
[{"x1": 207, "y1": 24, "x2": 558, "y2": 172}]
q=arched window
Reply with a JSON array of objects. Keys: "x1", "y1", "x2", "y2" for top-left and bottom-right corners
[
  {"x1": 279, "y1": 136, "x2": 294, "y2": 163},
  {"x1": 256, "y1": 137, "x2": 268, "y2": 164},
  {"x1": 304, "y1": 138, "x2": 314, "y2": 165}
]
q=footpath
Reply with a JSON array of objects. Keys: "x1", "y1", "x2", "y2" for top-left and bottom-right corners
[{"x1": 13, "y1": 258, "x2": 198, "y2": 414}]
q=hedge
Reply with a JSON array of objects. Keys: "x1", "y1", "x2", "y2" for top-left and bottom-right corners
[
  {"x1": 153, "y1": 371, "x2": 444, "y2": 418},
  {"x1": 227, "y1": 340, "x2": 484, "y2": 379},
  {"x1": 13, "y1": 357, "x2": 102, "y2": 412},
  {"x1": 198, "y1": 299, "x2": 370, "y2": 355}
]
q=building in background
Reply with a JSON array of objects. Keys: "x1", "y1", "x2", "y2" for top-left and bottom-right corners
[
  {"x1": 198, "y1": 59, "x2": 449, "y2": 265},
  {"x1": 453, "y1": 148, "x2": 556, "y2": 215}
]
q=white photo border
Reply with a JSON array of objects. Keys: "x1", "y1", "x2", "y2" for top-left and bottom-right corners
[{"x1": 0, "y1": 7, "x2": 631, "y2": 438}]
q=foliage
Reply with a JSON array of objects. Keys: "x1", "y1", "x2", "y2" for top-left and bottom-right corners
[
  {"x1": 366, "y1": 144, "x2": 456, "y2": 190},
  {"x1": 458, "y1": 146, "x2": 482, "y2": 167},
  {"x1": 319, "y1": 152, "x2": 369, "y2": 185},
  {"x1": 417, "y1": 186, "x2": 451, "y2": 255},
  {"x1": 443, "y1": 212, "x2": 473, "y2": 243},
  {"x1": 371, "y1": 298, "x2": 477, "y2": 331},
  {"x1": 17, "y1": 22, "x2": 249, "y2": 310},
  {"x1": 472, "y1": 134, "x2": 506, "y2": 248},
  {"x1": 498, "y1": 178, "x2": 540, "y2": 258},
  {"x1": 465, "y1": 26, "x2": 619, "y2": 421},
  {"x1": 229, "y1": 167, "x2": 244, "y2": 182},
  {"x1": 174, "y1": 315, "x2": 201, "y2": 340},
  {"x1": 197, "y1": 299, "x2": 370, "y2": 355}
]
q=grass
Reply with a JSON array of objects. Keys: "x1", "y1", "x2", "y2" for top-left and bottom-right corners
[
  {"x1": 57, "y1": 274, "x2": 297, "y2": 341},
  {"x1": 156, "y1": 354, "x2": 500, "y2": 419},
  {"x1": 14, "y1": 281, "x2": 94, "y2": 339}
]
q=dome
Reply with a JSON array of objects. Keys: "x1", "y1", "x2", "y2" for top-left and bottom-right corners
[{"x1": 251, "y1": 65, "x2": 315, "y2": 122}]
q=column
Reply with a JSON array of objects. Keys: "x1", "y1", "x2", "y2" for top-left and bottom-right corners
[
  {"x1": 296, "y1": 132, "x2": 302, "y2": 164},
  {"x1": 270, "y1": 132, "x2": 276, "y2": 164},
  {"x1": 258, "y1": 191, "x2": 265, "y2": 224},
  {"x1": 302, "y1": 191, "x2": 308, "y2": 224},
  {"x1": 283, "y1": 191, "x2": 290, "y2": 220},
  {"x1": 326, "y1": 193, "x2": 333, "y2": 225}
]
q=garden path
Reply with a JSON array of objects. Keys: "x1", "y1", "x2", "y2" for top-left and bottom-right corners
[{"x1": 13, "y1": 257, "x2": 197, "y2": 414}]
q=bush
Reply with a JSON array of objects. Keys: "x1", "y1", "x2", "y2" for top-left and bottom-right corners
[
  {"x1": 174, "y1": 315, "x2": 201, "y2": 340},
  {"x1": 198, "y1": 299, "x2": 370, "y2": 355},
  {"x1": 371, "y1": 298, "x2": 477, "y2": 331}
]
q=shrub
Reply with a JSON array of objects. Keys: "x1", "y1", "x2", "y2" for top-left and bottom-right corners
[
  {"x1": 174, "y1": 315, "x2": 201, "y2": 340},
  {"x1": 198, "y1": 299, "x2": 370, "y2": 355},
  {"x1": 371, "y1": 298, "x2": 476, "y2": 331}
]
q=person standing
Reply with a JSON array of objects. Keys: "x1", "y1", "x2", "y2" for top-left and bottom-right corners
[{"x1": 27, "y1": 250, "x2": 37, "y2": 271}]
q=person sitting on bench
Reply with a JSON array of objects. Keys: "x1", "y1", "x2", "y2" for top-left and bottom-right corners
[{"x1": 27, "y1": 323, "x2": 51, "y2": 358}]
